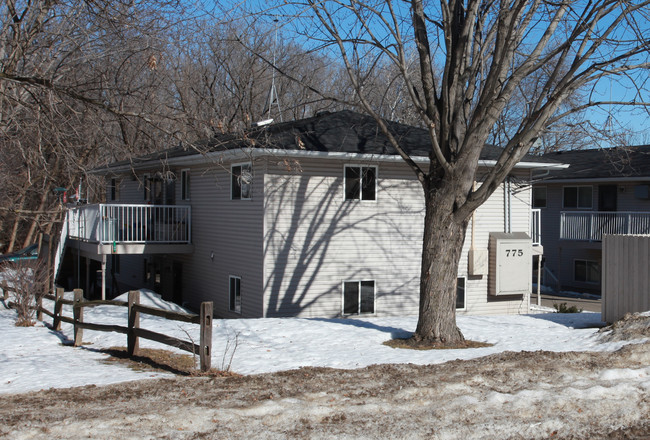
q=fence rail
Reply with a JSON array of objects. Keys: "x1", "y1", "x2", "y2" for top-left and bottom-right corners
[
  {"x1": 560, "y1": 211, "x2": 650, "y2": 242},
  {"x1": 67, "y1": 203, "x2": 191, "y2": 244},
  {"x1": 1, "y1": 285, "x2": 212, "y2": 371}
]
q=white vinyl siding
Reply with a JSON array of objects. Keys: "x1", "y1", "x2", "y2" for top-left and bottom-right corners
[{"x1": 263, "y1": 158, "x2": 531, "y2": 317}]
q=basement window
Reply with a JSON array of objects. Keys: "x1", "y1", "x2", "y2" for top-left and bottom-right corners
[
  {"x1": 456, "y1": 277, "x2": 466, "y2": 310},
  {"x1": 574, "y1": 260, "x2": 600, "y2": 284},
  {"x1": 229, "y1": 276, "x2": 241, "y2": 313},
  {"x1": 343, "y1": 280, "x2": 375, "y2": 315}
]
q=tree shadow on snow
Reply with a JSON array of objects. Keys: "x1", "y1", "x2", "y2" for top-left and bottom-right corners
[
  {"x1": 307, "y1": 317, "x2": 413, "y2": 339},
  {"x1": 526, "y1": 312, "x2": 606, "y2": 329}
]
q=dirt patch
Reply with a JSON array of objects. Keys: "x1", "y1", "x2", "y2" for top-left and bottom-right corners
[
  {"x1": 1, "y1": 340, "x2": 649, "y2": 439},
  {"x1": 100, "y1": 346, "x2": 240, "y2": 377},
  {"x1": 599, "y1": 312, "x2": 650, "y2": 342},
  {"x1": 384, "y1": 338, "x2": 493, "y2": 350}
]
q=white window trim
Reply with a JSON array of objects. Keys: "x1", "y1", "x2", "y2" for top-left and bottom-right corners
[
  {"x1": 343, "y1": 164, "x2": 378, "y2": 202},
  {"x1": 573, "y1": 259, "x2": 600, "y2": 284},
  {"x1": 456, "y1": 276, "x2": 467, "y2": 311},
  {"x1": 563, "y1": 185, "x2": 593, "y2": 209},
  {"x1": 181, "y1": 169, "x2": 190, "y2": 201},
  {"x1": 229, "y1": 275, "x2": 242, "y2": 314},
  {"x1": 231, "y1": 162, "x2": 253, "y2": 201},
  {"x1": 532, "y1": 186, "x2": 547, "y2": 209},
  {"x1": 341, "y1": 279, "x2": 376, "y2": 316}
]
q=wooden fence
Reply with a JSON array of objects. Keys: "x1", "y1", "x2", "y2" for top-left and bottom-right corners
[{"x1": 1, "y1": 285, "x2": 213, "y2": 371}]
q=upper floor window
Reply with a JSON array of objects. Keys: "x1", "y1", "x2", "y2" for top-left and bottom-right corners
[
  {"x1": 143, "y1": 174, "x2": 151, "y2": 202},
  {"x1": 563, "y1": 186, "x2": 592, "y2": 209},
  {"x1": 344, "y1": 165, "x2": 376, "y2": 201},
  {"x1": 231, "y1": 163, "x2": 252, "y2": 200},
  {"x1": 109, "y1": 178, "x2": 118, "y2": 201},
  {"x1": 181, "y1": 169, "x2": 190, "y2": 201},
  {"x1": 532, "y1": 186, "x2": 547, "y2": 208}
]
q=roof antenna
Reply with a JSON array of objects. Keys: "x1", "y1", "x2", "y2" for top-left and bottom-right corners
[{"x1": 259, "y1": 17, "x2": 282, "y2": 126}]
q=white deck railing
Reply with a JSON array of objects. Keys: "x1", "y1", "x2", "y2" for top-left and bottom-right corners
[
  {"x1": 531, "y1": 208, "x2": 541, "y2": 246},
  {"x1": 560, "y1": 211, "x2": 650, "y2": 242},
  {"x1": 68, "y1": 204, "x2": 191, "y2": 244}
]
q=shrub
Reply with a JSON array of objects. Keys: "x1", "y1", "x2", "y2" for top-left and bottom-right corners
[
  {"x1": 553, "y1": 302, "x2": 583, "y2": 314},
  {"x1": 3, "y1": 259, "x2": 49, "y2": 326}
]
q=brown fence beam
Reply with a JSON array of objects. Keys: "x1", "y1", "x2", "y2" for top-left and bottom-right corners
[
  {"x1": 128, "y1": 290, "x2": 140, "y2": 357},
  {"x1": 73, "y1": 289, "x2": 84, "y2": 347},
  {"x1": 200, "y1": 302, "x2": 213, "y2": 372},
  {"x1": 132, "y1": 303, "x2": 200, "y2": 324},
  {"x1": 133, "y1": 327, "x2": 199, "y2": 354}
]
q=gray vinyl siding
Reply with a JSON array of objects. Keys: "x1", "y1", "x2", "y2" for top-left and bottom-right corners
[
  {"x1": 177, "y1": 161, "x2": 265, "y2": 318},
  {"x1": 263, "y1": 160, "x2": 532, "y2": 317},
  {"x1": 538, "y1": 180, "x2": 650, "y2": 292}
]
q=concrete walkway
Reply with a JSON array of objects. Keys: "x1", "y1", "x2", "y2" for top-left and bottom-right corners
[{"x1": 530, "y1": 293, "x2": 602, "y2": 313}]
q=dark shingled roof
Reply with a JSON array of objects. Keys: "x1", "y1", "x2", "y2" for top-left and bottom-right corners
[
  {"x1": 542, "y1": 146, "x2": 650, "y2": 180},
  {"x1": 109, "y1": 110, "x2": 555, "y2": 168}
]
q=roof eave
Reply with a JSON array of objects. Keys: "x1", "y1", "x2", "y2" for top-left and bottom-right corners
[{"x1": 91, "y1": 148, "x2": 567, "y2": 174}]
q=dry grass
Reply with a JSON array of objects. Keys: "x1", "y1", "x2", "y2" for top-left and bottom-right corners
[
  {"x1": 383, "y1": 338, "x2": 493, "y2": 350},
  {"x1": 99, "y1": 346, "x2": 239, "y2": 377}
]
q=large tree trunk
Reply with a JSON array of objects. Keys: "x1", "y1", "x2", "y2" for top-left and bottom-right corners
[{"x1": 414, "y1": 185, "x2": 470, "y2": 345}]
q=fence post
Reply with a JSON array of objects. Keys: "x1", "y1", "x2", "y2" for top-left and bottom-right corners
[
  {"x1": 73, "y1": 289, "x2": 84, "y2": 347},
  {"x1": 128, "y1": 290, "x2": 140, "y2": 357},
  {"x1": 37, "y1": 293, "x2": 43, "y2": 321},
  {"x1": 53, "y1": 287, "x2": 64, "y2": 330},
  {"x1": 200, "y1": 301, "x2": 213, "y2": 372}
]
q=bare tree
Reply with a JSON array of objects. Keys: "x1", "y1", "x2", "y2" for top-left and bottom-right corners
[{"x1": 264, "y1": 0, "x2": 650, "y2": 345}]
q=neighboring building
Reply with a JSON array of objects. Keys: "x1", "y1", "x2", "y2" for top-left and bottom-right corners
[
  {"x1": 534, "y1": 146, "x2": 650, "y2": 294},
  {"x1": 59, "y1": 110, "x2": 562, "y2": 318}
]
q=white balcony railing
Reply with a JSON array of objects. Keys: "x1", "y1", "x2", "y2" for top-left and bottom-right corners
[
  {"x1": 68, "y1": 204, "x2": 191, "y2": 244},
  {"x1": 560, "y1": 211, "x2": 650, "y2": 242},
  {"x1": 531, "y1": 208, "x2": 541, "y2": 246}
]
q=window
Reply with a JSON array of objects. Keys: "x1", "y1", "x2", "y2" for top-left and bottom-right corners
[
  {"x1": 181, "y1": 169, "x2": 190, "y2": 201},
  {"x1": 532, "y1": 187, "x2": 547, "y2": 208},
  {"x1": 143, "y1": 174, "x2": 151, "y2": 202},
  {"x1": 563, "y1": 186, "x2": 592, "y2": 209},
  {"x1": 109, "y1": 178, "x2": 118, "y2": 201},
  {"x1": 344, "y1": 165, "x2": 376, "y2": 201},
  {"x1": 229, "y1": 276, "x2": 241, "y2": 313},
  {"x1": 343, "y1": 280, "x2": 375, "y2": 315},
  {"x1": 574, "y1": 260, "x2": 600, "y2": 283},
  {"x1": 231, "y1": 163, "x2": 252, "y2": 200},
  {"x1": 456, "y1": 277, "x2": 466, "y2": 310}
]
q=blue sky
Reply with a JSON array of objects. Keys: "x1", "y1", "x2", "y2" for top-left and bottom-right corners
[{"x1": 213, "y1": 1, "x2": 650, "y2": 146}]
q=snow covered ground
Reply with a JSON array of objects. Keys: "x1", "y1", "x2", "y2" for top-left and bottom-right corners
[{"x1": 0, "y1": 289, "x2": 646, "y2": 395}]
